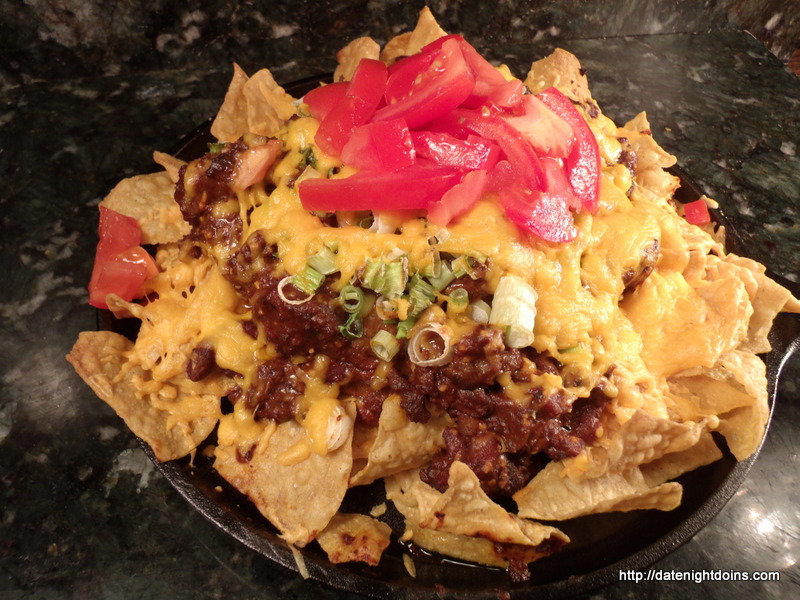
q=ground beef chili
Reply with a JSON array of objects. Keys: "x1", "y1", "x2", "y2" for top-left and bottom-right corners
[{"x1": 178, "y1": 146, "x2": 612, "y2": 500}]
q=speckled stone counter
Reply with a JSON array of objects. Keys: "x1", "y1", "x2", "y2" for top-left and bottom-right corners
[{"x1": 2, "y1": 12, "x2": 799, "y2": 600}]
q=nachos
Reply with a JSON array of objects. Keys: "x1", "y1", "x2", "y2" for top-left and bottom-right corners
[{"x1": 67, "y1": 7, "x2": 800, "y2": 583}]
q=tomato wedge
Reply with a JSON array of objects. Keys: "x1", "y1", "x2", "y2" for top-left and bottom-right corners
[
  {"x1": 372, "y1": 38, "x2": 475, "y2": 129},
  {"x1": 427, "y1": 169, "x2": 487, "y2": 226},
  {"x1": 315, "y1": 59, "x2": 388, "y2": 156},
  {"x1": 502, "y1": 95, "x2": 574, "y2": 158},
  {"x1": 303, "y1": 82, "x2": 348, "y2": 121},
  {"x1": 340, "y1": 119, "x2": 415, "y2": 172},
  {"x1": 456, "y1": 110, "x2": 545, "y2": 191},
  {"x1": 88, "y1": 207, "x2": 157, "y2": 308},
  {"x1": 536, "y1": 87, "x2": 600, "y2": 213},
  {"x1": 298, "y1": 163, "x2": 461, "y2": 212},
  {"x1": 412, "y1": 130, "x2": 500, "y2": 170}
]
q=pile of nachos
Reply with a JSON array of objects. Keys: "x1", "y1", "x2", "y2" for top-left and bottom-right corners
[{"x1": 68, "y1": 7, "x2": 799, "y2": 583}]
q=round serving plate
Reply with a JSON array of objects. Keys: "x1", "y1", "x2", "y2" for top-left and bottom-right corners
[{"x1": 104, "y1": 75, "x2": 800, "y2": 599}]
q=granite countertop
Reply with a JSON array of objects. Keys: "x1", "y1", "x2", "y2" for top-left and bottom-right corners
[{"x1": 1, "y1": 15, "x2": 799, "y2": 600}]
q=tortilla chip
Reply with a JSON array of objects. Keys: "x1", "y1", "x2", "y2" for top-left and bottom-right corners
[
  {"x1": 242, "y1": 68, "x2": 297, "y2": 138},
  {"x1": 380, "y1": 6, "x2": 447, "y2": 64},
  {"x1": 100, "y1": 171, "x2": 189, "y2": 245},
  {"x1": 317, "y1": 512, "x2": 392, "y2": 566},
  {"x1": 350, "y1": 394, "x2": 449, "y2": 486},
  {"x1": 333, "y1": 37, "x2": 380, "y2": 82},
  {"x1": 716, "y1": 397, "x2": 771, "y2": 461},
  {"x1": 525, "y1": 49, "x2": 592, "y2": 105},
  {"x1": 214, "y1": 418, "x2": 353, "y2": 547},
  {"x1": 404, "y1": 6, "x2": 448, "y2": 55},
  {"x1": 210, "y1": 63, "x2": 250, "y2": 142},
  {"x1": 152, "y1": 151, "x2": 185, "y2": 183},
  {"x1": 514, "y1": 461, "x2": 682, "y2": 521},
  {"x1": 641, "y1": 433, "x2": 722, "y2": 487},
  {"x1": 66, "y1": 331, "x2": 220, "y2": 461},
  {"x1": 386, "y1": 468, "x2": 566, "y2": 569}
]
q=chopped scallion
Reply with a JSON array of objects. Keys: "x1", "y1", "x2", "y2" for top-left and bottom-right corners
[
  {"x1": 448, "y1": 287, "x2": 469, "y2": 309},
  {"x1": 370, "y1": 330, "x2": 400, "y2": 362},
  {"x1": 291, "y1": 266, "x2": 324, "y2": 296},
  {"x1": 307, "y1": 246, "x2": 339, "y2": 275},
  {"x1": 338, "y1": 312, "x2": 364, "y2": 339},
  {"x1": 488, "y1": 274, "x2": 538, "y2": 348},
  {"x1": 339, "y1": 285, "x2": 364, "y2": 314}
]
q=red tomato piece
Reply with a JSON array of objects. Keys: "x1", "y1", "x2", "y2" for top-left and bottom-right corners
[
  {"x1": 501, "y1": 187, "x2": 578, "y2": 243},
  {"x1": 89, "y1": 207, "x2": 155, "y2": 308},
  {"x1": 457, "y1": 111, "x2": 545, "y2": 191},
  {"x1": 455, "y1": 38, "x2": 524, "y2": 109},
  {"x1": 502, "y1": 95, "x2": 575, "y2": 158},
  {"x1": 427, "y1": 169, "x2": 488, "y2": 226},
  {"x1": 232, "y1": 139, "x2": 282, "y2": 190},
  {"x1": 96, "y1": 206, "x2": 141, "y2": 259},
  {"x1": 298, "y1": 163, "x2": 461, "y2": 212},
  {"x1": 682, "y1": 199, "x2": 711, "y2": 224},
  {"x1": 303, "y1": 82, "x2": 348, "y2": 121},
  {"x1": 89, "y1": 260, "x2": 149, "y2": 308},
  {"x1": 412, "y1": 130, "x2": 500, "y2": 170},
  {"x1": 536, "y1": 87, "x2": 600, "y2": 213},
  {"x1": 340, "y1": 119, "x2": 415, "y2": 172},
  {"x1": 539, "y1": 156, "x2": 581, "y2": 211},
  {"x1": 372, "y1": 38, "x2": 475, "y2": 129},
  {"x1": 112, "y1": 246, "x2": 159, "y2": 280},
  {"x1": 315, "y1": 59, "x2": 388, "y2": 156}
]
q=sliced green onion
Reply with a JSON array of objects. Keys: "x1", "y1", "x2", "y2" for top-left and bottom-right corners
[
  {"x1": 451, "y1": 253, "x2": 486, "y2": 280},
  {"x1": 370, "y1": 330, "x2": 400, "y2": 362},
  {"x1": 339, "y1": 284, "x2": 364, "y2": 314},
  {"x1": 338, "y1": 312, "x2": 364, "y2": 339},
  {"x1": 299, "y1": 147, "x2": 316, "y2": 169},
  {"x1": 407, "y1": 274, "x2": 436, "y2": 318},
  {"x1": 420, "y1": 250, "x2": 442, "y2": 279},
  {"x1": 408, "y1": 322, "x2": 454, "y2": 366},
  {"x1": 277, "y1": 276, "x2": 314, "y2": 305},
  {"x1": 427, "y1": 261, "x2": 454, "y2": 291},
  {"x1": 291, "y1": 266, "x2": 325, "y2": 296},
  {"x1": 560, "y1": 344, "x2": 583, "y2": 354},
  {"x1": 382, "y1": 260, "x2": 407, "y2": 298},
  {"x1": 361, "y1": 259, "x2": 385, "y2": 292},
  {"x1": 396, "y1": 317, "x2": 417, "y2": 339},
  {"x1": 448, "y1": 287, "x2": 469, "y2": 309},
  {"x1": 469, "y1": 300, "x2": 491, "y2": 323},
  {"x1": 307, "y1": 246, "x2": 339, "y2": 275},
  {"x1": 488, "y1": 274, "x2": 538, "y2": 348}
]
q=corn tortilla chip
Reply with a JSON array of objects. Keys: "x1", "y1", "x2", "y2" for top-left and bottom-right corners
[
  {"x1": 333, "y1": 37, "x2": 380, "y2": 82},
  {"x1": 214, "y1": 418, "x2": 354, "y2": 547},
  {"x1": 66, "y1": 331, "x2": 220, "y2": 461},
  {"x1": 349, "y1": 394, "x2": 449, "y2": 487},
  {"x1": 210, "y1": 63, "x2": 250, "y2": 142},
  {"x1": 243, "y1": 68, "x2": 297, "y2": 138},
  {"x1": 100, "y1": 171, "x2": 190, "y2": 245},
  {"x1": 317, "y1": 513, "x2": 391, "y2": 566}
]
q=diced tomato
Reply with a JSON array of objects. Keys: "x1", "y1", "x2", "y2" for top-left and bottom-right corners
[
  {"x1": 412, "y1": 130, "x2": 500, "y2": 170},
  {"x1": 95, "y1": 206, "x2": 141, "y2": 258},
  {"x1": 502, "y1": 95, "x2": 575, "y2": 158},
  {"x1": 89, "y1": 261, "x2": 150, "y2": 309},
  {"x1": 232, "y1": 139, "x2": 282, "y2": 190},
  {"x1": 372, "y1": 38, "x2": 475, "y2": 129},
  {"x1": 340, "y1": 119, "x2": 415, "y2": 171},
  {"x1": 536, "y1": 87, "x2": 600, "y2": 213},
  {"x1": 88, "y1": 207, "x2": 157, "y2": 309},
  {"x1": 456, "y1": 111, "x2": 545, "y2": 191},
  {"x1": 298, "y1": 163, "x2": 461, "y2": 212},
  {"x1": 539, "y1": 156, "x2": 581, "y2": 211},
  {"x1": 427, "y1": 169, "x2": 487, "y2": 226},
  {"x1": 455, "y1": 38, "x2": 524, "y2": 109},
  {"x1": 315, "y1": 59, "x2": 388, "y2": 156},
  {"x1": 501, "y1": 187, "x2": 577, "y2": 243},
  {"x1": 303, "y1": 82, "x2": 348, "y2": 121},
  {"x1": 683, "y1": 199, "x2": 711, "y2": 224},
  {"x1": 112, "y1": 246, "x2": 159, "y2": 280}
]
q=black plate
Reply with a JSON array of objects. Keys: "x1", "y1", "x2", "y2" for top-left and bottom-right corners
[{"x1": 108, "y1": 75, "x2": 800, "y2": 599}]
